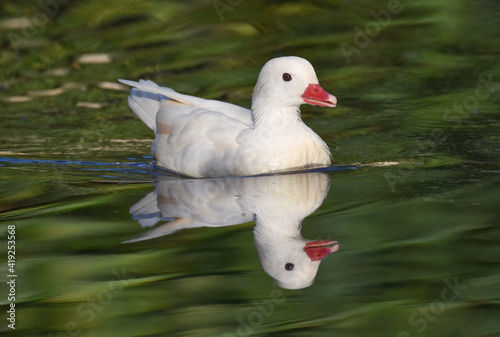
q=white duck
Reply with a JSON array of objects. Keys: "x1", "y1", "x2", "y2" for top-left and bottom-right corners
[
  {"x1": 128, "y1": 172, "x2": 339, "y2": 289},
  {"x1": 119, "y1": 56, "x2": 336, "y2": 178}
]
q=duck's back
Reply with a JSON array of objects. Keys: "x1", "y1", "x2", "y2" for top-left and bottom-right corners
[
  {"x1": 120, "y1": 79, "x2": 255, "y2": 177},
  {"x1": 153, "y1": 99, "x2": 252, "y2": 177}
]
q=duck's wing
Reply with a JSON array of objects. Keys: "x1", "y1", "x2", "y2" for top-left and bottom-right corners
[
  {"x1": 153, "y1": 104, "x2": 251, "y2": 177},
  {"x1": 119, "y1": 79, "x2": 253, "y2": 131}
]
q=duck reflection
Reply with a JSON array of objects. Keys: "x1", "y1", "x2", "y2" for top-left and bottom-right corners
[{"x1": 128, "y1": 172, "x2": 338, "y2": 289}]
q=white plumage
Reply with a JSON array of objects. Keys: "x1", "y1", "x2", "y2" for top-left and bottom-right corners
[
  {"x1": 128, "y1": 172, "x2": 339, "y2": 289},
  {"x1": 119, "y1": 56, "x2": 337, "y2": 177}
]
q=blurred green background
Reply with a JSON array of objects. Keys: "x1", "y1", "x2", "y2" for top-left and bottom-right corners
[{"x1": 1, "y1": 0, "x2": 499, "y2": 336}]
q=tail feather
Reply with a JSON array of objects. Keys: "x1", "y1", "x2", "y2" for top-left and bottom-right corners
[
  {"x1": 121, "y1": 80, "x2": 163, "y2": 131},
  {"x1": 119, "y1": 79, "x2": 185, "y2": 132},
  {"x1": 119, "y1": 78, "x2": 253, "y2": 132},
  {"x1": 120, "y1": 79, "x2": 198, "y2": 107},
  {"x1": 129, "y1": 89, "x2": 160, "y2": 131}
]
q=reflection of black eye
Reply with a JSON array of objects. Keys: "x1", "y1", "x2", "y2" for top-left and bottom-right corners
[
  {"x1": 282, "y1": 73, "x2": 292, "y2": 81},
  {"x1": 285, "y1": 263, "x2": 295, "y2": 271}
]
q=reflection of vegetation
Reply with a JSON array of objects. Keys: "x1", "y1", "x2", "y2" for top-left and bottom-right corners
[{"x1": 0, "y1": 0, "x2": 499, "y2": 336}]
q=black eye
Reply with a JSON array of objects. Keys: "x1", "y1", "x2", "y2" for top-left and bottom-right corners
[
  {"x1": 285, "y1": 263, "x2": 294, "y2": 271},
  {"x1": 282, "y1": 73, "x2": 292, "y2": 81}
]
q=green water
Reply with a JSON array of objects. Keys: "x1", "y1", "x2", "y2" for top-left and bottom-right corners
[{"x1": 1, "y1": 0, "x2": 499, "y2": 336}]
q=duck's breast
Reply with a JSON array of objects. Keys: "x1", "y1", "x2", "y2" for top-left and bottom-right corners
[{"x1": 235, "y1": 122, "x2": 331, "y2": 175}]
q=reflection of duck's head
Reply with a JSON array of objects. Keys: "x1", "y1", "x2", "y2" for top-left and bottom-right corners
[
  {"x1": 241, "y1": 173, "x2": 338, "y2": 289},
  {"x1": 255, "y1": 235, "x2": 338, "y2": 290}
]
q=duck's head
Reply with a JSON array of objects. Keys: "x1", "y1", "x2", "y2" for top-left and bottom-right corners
[{"x1": 252, "y1": 56, "x2": 337, "y2": 111}]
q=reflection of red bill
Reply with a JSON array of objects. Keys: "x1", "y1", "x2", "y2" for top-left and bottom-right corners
[{"x1": 303, "y1": 240, "x2": 339, "y2": 261}]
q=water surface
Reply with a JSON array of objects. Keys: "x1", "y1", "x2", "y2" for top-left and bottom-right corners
[{"x1": 1, "y1": 0, "x2": 499, "y2": 336}]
